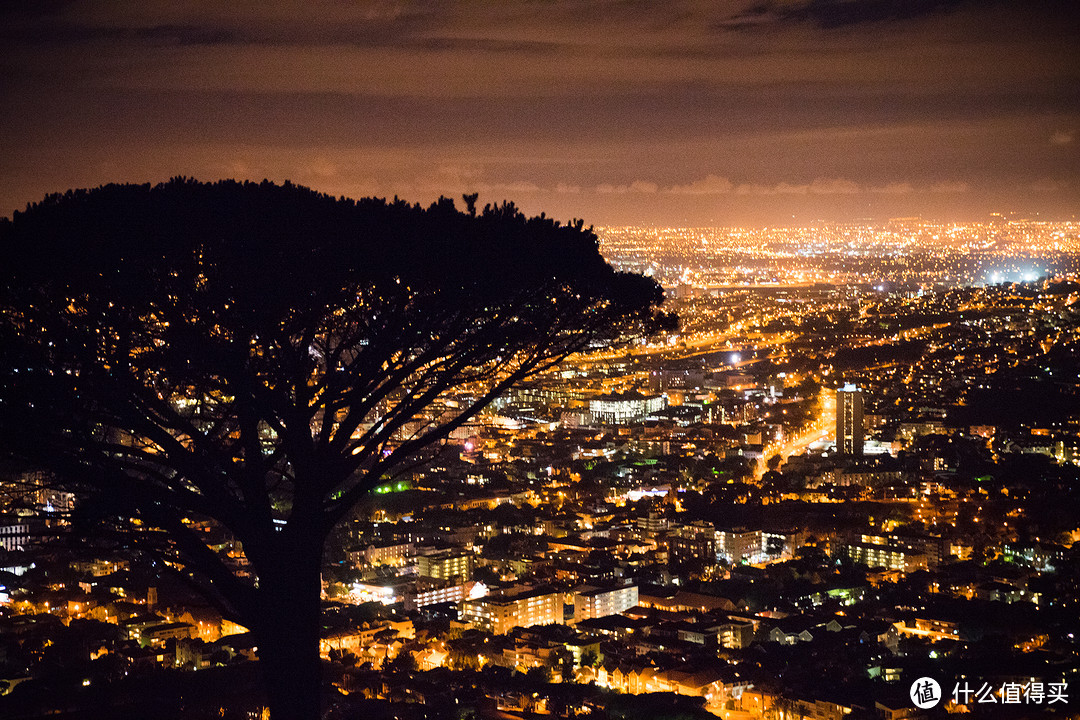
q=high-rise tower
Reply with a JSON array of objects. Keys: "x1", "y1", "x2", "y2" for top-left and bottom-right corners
[{"x1": 836, "y1": 384, "x2": 864, "y2": 456}]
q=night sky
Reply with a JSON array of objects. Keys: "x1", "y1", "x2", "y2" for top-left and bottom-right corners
[{"x1": 3, "y1": 1, "x2": 1078, "y2": 226}]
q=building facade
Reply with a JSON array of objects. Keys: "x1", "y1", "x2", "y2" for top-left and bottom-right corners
[
  {"x1": 573, "y1": 584, "x2": 639, "y2": 623},
  {"x1": 836, "y1": 384, "x2": 865, "y2": 456},
  {"x1": 461, "y1": 588, "x2": 564, "y2": 634},
  {"x1": 416, "y1": 551, "x2": 473, "y2": 581}
]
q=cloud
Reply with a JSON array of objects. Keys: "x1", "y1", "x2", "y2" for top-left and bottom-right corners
[
  {"x1": 927, "y1": 181, "x2": 969, "y2": 193},
  {"x1": 394, "y1": 164, "x2": 544, "y2": 199},
  {"x1": 1027, "y1": 179, "x2": 1063, "y2": 193},
  {"x1": 3, "y1": 1, "x2": 1077, "y2": 224},
  {"x1": 729, "y1": 178, "x2": 977, "y2": 198},
  {"x1": 491, "y1": 180, "x2": 542, "y2": 194},
  {"x1": 735, "y1": 183, "x2": 783, "y2": 195},
  {"x1": 596, "y1": 180, "x2": 659, "y2": 194},
  {"x1": 734, "y1": 182, "x2": 805, "y2": 195},
  {"x1": 734, "y1": 177, "x2": 860, "y2": 195},
  {"x1": 666, "y1": 174, "x2": 733, "y2": 195},
  {"x1": 305, "y1": 156, "x2": 338, "y2": 179},
  {"x1": 808, "y1": 177, "x2": 860, "y2": 194},
  {"x1": 725, "y1": 0, "x2": 977, "y2": 31},
  {"x1": 1050, "y1": 130, "x2": 1074, "y2": 146},
  {"x1": 870, "y1": 182, "x2": 915, "y2": 194}
]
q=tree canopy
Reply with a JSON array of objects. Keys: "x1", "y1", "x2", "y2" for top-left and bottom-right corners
[{"x1": 0, "y1": 178, "x2": 672, "y2": 718}]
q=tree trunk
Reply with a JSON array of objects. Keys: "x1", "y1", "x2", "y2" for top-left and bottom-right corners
[{"x1": 252, "y1": 539, "x2": 325, "y2": 720}]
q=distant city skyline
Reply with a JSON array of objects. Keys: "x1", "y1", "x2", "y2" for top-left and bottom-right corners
[{"x1": 2, "y1": 1, "x2": 1078, "y2": 226}]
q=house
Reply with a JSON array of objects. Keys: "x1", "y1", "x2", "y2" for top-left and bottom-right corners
[
  {"x1": 140, "y1": 621, "x2": 196, "y2": 647},
  {"x1": 765, "y1": 616, "x2": 816, "y2": 645}
]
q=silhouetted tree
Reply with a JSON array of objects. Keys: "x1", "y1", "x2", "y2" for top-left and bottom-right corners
[
  {"x1": 0, "y1": 178, "x2": 673, "y2": 719},
  {"x1": 461, "y1": 192, "x2": 479, "y2": 216},
  {"x1": 383, "y1": 650, "x2": 416, "y2": 675}
]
